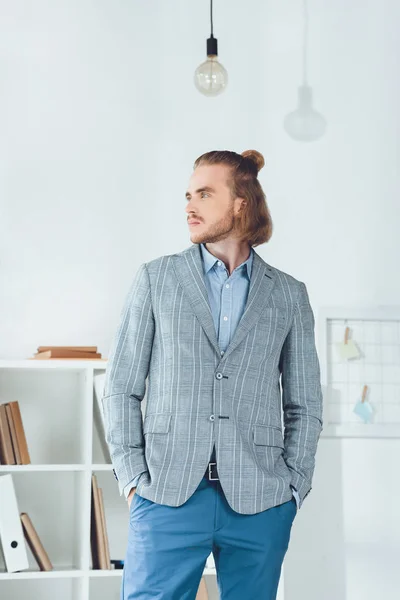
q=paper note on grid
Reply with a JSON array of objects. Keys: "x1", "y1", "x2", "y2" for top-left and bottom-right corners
[{"x1": 336, "y1": 339, "x2": 360, "y2": 360}]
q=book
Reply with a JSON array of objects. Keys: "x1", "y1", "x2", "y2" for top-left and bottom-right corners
[
  {"x1": 0, "y1": 404, "x2": 16, "y2": 465},
  {"x1": 90, "y1": 475, "x2": 110, "y2": 569},
  {"x1": 20, "y1": 512, "x2": 53, "y2": 571},
  {"x1": 6, "y1": 402, "x2": 31, "y2": 464},
  {"x1": 0, "y1": 402, "x2": 31, "y2": 465},
  {"x1": 37, "y1": 346, "x2": 98, "y2": 353},
  {"x1": 98, "y1": 487, "x2": 111, "y2": 569},
  {"x1": 32, "y1": 350, "x2": 102, "y2": 360},
  {"x1": 5, "y1": 404, "x2": 21, "y2": 464}
]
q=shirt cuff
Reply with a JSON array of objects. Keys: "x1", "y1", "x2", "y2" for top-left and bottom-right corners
[
  {"x1": 291, "y1": 486, "x2": 300, "y2": 509},
  {"x1": 123, "y1": 473, "x2": 143, "y2": 499}
]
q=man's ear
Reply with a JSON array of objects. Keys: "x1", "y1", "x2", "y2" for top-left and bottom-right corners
[{"x1": 237, "y1": 198, "x2": 247, "y2": 213}]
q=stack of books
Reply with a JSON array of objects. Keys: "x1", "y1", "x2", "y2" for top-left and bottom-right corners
[
  {"x1": 0, "y1": 401, "x2": 31, "y2": 465},
  {"x1": 31, "y1": 346, "x2": 105, "y2": 360}
]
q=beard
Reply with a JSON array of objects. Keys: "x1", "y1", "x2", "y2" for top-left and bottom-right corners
[{"x1": 190, "y1": 206, "x2": 240, "y2": 244}]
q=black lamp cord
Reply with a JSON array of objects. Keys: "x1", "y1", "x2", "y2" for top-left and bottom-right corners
[{"x1": 206, "y1": 0, "x2": 218, "y2": 56}]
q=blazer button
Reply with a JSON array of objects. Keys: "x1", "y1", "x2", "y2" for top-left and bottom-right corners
[{"x1": 216, "y1": 372, "x2": 223, "y2": 380}]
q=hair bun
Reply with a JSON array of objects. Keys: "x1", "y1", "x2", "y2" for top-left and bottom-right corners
[{"x1": 241, "y1": 150, "x2": 265, "y2": 174}]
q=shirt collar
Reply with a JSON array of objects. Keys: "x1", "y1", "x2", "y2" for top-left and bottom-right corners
[{"x1": 200, "y1": 242, "x2": 253, "y2": 279}]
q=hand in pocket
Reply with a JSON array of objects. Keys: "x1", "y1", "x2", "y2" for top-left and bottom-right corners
[{"x1": 128, "y1": 487, "x2": 137, "y2": 510}]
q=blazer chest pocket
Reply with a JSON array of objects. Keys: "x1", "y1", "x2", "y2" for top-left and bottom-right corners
[
  {"x1": 259, "y1": 307, "x2": 288, "y2": 324},
  {"x1": 143, "y1": 413, "x2": 172, "y2": 435},
  {"x1": 255, "y1": 308, "x2": 289, "y2": 349},
  {"x1": 253, "y1": 424, "x2": 284, "y2": 448}
]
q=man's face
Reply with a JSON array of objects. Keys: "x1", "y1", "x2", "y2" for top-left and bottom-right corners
[{"x1": 185, "y1": 164, "x2": 242, "y2": 244}]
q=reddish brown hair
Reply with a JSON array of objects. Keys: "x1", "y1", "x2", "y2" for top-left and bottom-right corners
[{"x1": 193, "y1": 149, "x2": 273, "y2": 247}]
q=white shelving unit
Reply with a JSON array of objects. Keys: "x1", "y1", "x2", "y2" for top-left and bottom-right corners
[{"x1": 0, "y1": 359, "x2": 285, "y2": 600}]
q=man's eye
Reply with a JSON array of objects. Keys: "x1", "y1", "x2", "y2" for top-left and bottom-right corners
[{"x1": 201, "y1": 192, "x2": 209, "y2": 198}]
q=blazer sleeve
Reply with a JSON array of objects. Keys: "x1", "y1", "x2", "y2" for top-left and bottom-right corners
[
  {"x1": 279, "y1": 280, "x2": 323, "y2": 507},
  {"x1": 102, "y1": 263, "x2": 154, "y2": 496}
]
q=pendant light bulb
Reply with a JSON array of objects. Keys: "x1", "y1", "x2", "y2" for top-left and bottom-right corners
[
  {"x1": 194, "y1": 39, "x2": 228, "y2": 97},
  {"x1": 194, "y1": 1, "x2": 228, "y2": 97}
]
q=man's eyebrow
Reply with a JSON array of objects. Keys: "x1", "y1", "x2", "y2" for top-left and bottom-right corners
[{"x1": 185, "y1": 186, "x2": 216, "y2": 199}]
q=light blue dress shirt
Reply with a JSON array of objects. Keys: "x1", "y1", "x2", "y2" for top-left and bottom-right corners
[{"x1": 124, "y1": 243, "x2": 300, "y2": 508}]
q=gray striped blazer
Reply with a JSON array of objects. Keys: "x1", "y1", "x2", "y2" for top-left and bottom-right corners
[{"x1": 102, "y1": 243, "x2": 323, "y2": 514}]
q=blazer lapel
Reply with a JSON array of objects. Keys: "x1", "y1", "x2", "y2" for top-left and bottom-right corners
[
  {"x1": 172, "y1": 244, "x2": 276, "y2": 360},
  {"x1": 172, "y1": 244, "x2": 220, "y2": 355},
  {"x1": 224, "y1": 249, "x2": 276, "y2": 360}
]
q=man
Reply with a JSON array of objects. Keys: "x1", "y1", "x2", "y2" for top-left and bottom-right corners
[{"x1": 102, "y1": 149, "x2": 323, "y2": 600}]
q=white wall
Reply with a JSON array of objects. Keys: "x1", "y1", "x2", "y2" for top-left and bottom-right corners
[{"x1": 1, "y1": 1, "x2": 399, "y2": 598}]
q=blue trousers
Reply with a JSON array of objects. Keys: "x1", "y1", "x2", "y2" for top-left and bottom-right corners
[{"x1": 121, "y1": 473, "x2": 297, "y2": 600}]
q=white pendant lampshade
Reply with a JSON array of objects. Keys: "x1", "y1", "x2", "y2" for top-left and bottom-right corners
[
  {"x1": 284, "y1": 0, "x2": 326, "y2": 141},
  {"x1": 284, "y1": 84, "x2": 327, "y2": 141}
]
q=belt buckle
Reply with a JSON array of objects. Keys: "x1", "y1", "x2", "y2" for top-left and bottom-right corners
[{"x1": 208, "y1": 462, "x2": 219, "y2": 481}]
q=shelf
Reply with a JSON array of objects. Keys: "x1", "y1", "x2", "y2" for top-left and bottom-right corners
[
  {"x1": 0, "y1": 360, "x2": 108, "y2": 371},
  {"x1": 0, "y1": 465, "x2": 87, "y2": 472},
  {"x1": 0, "y1": 567, "x2": 85, "y2": 580},
  {"x1": 0, "y1": 566, "x2": 217, "y2": 580},
  {"x1": 0, "y1": 465, "x2": 114, "y2": 472}
]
